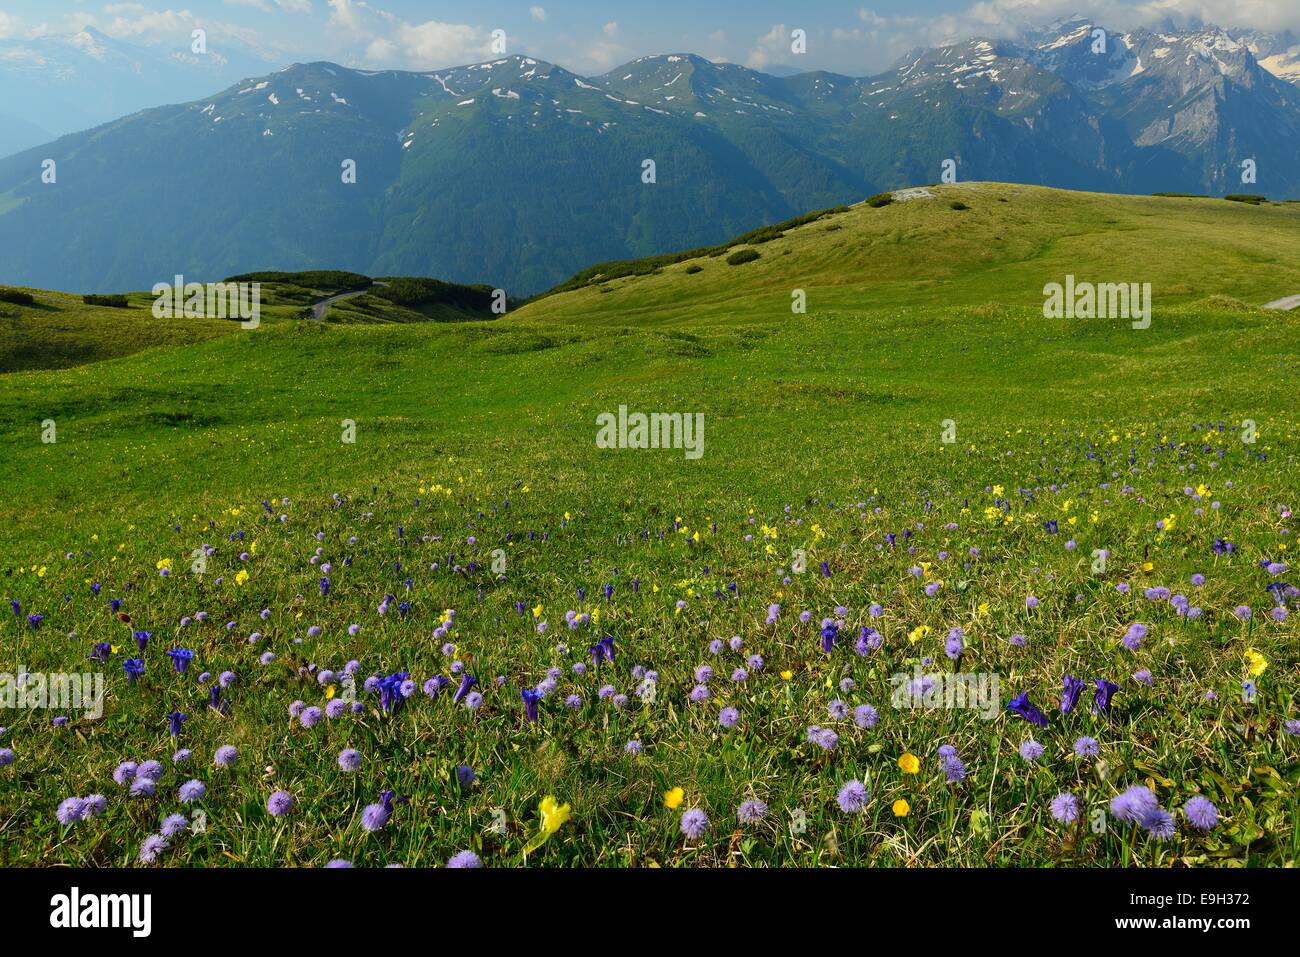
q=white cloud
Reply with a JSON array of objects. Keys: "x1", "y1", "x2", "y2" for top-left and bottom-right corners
[
  {"x1": 326, "y1": 0, "x2": 367, "y2": 33},
  {"x1": 746, "y1": 23, "x2": 790, "y2": 70},
  {"x1": 0, "y1": 11, "x2": 20, "y2": 40},
  {"x1": 323, "y1": 0, "x2": 492, "y2": 69},
  {"x1": 388, "y1": 20, "x2": 493, "y2": 68},
  {"x1": 603, "y1": 22, "x2": 619, "y2": 38},
  {"x1": 530, "y1": 6, "x2": 546, "y2": 23},
  {"x1": 224, "y1": 0, "x2": 275, "y2": 13}
]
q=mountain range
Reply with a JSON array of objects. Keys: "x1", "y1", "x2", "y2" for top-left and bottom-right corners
[
  {"x1": 0, "y1": 25, "x2": 274, "y2": 159},
  {"x1": 2, "y1": 17, "x2": 1299, "y2": 296}
]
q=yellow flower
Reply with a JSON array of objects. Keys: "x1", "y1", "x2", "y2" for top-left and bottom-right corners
[
  {"x1": 898, "y1": 753, "x2": 920, "y2": 774},
  {"x1": 234, "y1": 569, "x2": 249, "y2": 586},
  {"x1": 532, "y1": 604, "x2": 543, "y2": 619},
  {"x1": 977, "y1": 602, "x2": 990, "y2": 616},
  {"x1": 892, "y1": 799, "x2": 910, "y2": 817},
  {"x1": 664, "y1": 787, "x2": 685, "y2": 810},
  {"x1": 1141, "y1": 561, "x2": 1154, "y2": 574},
  {"x1": 907, "y1": 625, "x2": 930, "y2": 644},
  {"x1": 156, "y1": 558, "x2": 173, "y2": 572},
  {"x1": 992, "y1": 485, "x2": 1004, "y2": 496},
  {"x1": 324, "y1": 685, "x2": 336, "y2": 700},
  {"x1": 539, "y1": 795, "x2": 571, "y2": 835},
  {"x1": 1245, "y1": 649, "x2": 1268, "y2": 677},
  {"x1": 780, "y1": 670, "x2": 793, "y2": 681}
]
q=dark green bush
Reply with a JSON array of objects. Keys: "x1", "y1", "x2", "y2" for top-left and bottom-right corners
[
  {"x1": 866, "y1": 193, "x2": 894, "y2": 208},
  {"x1": 370, "y1": 277, "x2": 498, "y2": 312},
  {"x1": 225, "y1": 270, "x2": 372, "y2": 290},
  {"x1": 83, "y1": 294, "x2": 130, "y2": 308},
  {"x1": 949, "y1": 201, "x2": 969, "y2": 211},
  {"x1": 684, "y1": 264, "x2": 703, "y2": 274},
  {"x1": 1224, "y1": 194, "x2": 1266, "y2": 205},
  {"x1": 726, "y1": 249, "x2": 760, "y2": 266},
  {"x1": 0, "y1": 287, "x2": 34, "y2": 305}
]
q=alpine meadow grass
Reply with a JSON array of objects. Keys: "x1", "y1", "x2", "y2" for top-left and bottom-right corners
[{"x1": 1, "y1": 184, "x2": 1298, "y2": 868}]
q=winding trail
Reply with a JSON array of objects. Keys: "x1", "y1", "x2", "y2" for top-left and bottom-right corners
[
  {"x1": 310, "y1": 281, "x2": 388, "y2": 320},
  {"x1": 1263, "y1": 294, "x2": 1300, "y2": 311}
]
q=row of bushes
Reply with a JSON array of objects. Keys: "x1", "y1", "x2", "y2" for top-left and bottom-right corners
[
  {"x1": 225, "y1": 270, "x2": 373, "y2": 290},
  {"x1": 0, "y1": 287, "x2": 34, "y2": 305},
  {"x1": 370, "y1": 277, "x2": 500, "y2": 312},
  {"x1": 1153, "y1": 192, "x2": 1270, "y2": 205},
  {"x1": 83, "y1": 294, "x2": 130, "y2": 308}
]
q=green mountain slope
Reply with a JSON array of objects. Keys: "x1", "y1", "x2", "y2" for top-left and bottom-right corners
[{"x1": 519, "y1": 182, "x2": 1300, "y2": 325}]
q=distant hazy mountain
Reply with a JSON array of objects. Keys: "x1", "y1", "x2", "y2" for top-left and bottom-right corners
[
  {"x1": 1, "y1": 20, "x2": 1297, "y2": 295},
  {"x1": 0, "y1": 26, "x2": 274, "y2": 158}
]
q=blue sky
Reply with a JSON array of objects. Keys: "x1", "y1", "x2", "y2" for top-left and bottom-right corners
[{"x1": 2, "y1": 1, "x2": 1297, "y2": 75}]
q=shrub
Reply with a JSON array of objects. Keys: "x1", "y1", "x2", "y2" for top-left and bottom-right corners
[
  {"x1": 1153, "y1": 192, "x2": 1206, "y2": 199},
  {"x1": 225, "y1": 270, "x2": 372, "y2": 290},
  {"x1": 1224, "y1": 194, "x2": 1266, "y2": 205},
  {"x1": 866, "y1": 192, "x2": 894, "y2": 208},
  {"x1": 949, "y1": 201, "x2": 970, "y2": 211},
  {"x1": 83, "y1": 294, "x2": 130, "y2": 308},
  {"x1": 370, "y1": 277, "x2": 498, "y2": 312},
  {"x1": 0, "y1": 287, "x2": 34, "y2": 305},
  {"x1": 726, "y1": 249, "x2": 760, "y2": 266},
  {"x1": 684, "y1": 264, "x2": 703, "y2": 274}
]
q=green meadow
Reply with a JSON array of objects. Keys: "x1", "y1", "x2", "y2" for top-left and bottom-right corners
[{"x1": 0, "y1": 183, "x2": 1297, "y2": 867}]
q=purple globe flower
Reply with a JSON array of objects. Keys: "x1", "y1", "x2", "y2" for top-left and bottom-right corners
[
  {"x1": 1019, "y1": 740, "x2": 1045, "y2": 762},
  {"x1": 1110, "y1": 785, "x2": 1158, "y2": 823},
  {"x1": 56, "y1": 797, "x2": 85, "y2": 825},
  {"x1": 214, "y1": 745, "x2": 238, "y2": 768},
  {"x1": 680, "y1": 808, "x2": 709, "y2": 839},
  {"x1": 178, "y1": 779, "x2": 206, "y2": 803},
  {"x1": 719, "y1": 707, "x2": 739, "y2": 728},
  {"x1": 139, "y1": 833, "x2": 169, "y2": 864},
  {"x1": 837, "y1": 780, "x2": 869, "y2": 813},
  {"x1": 854, "y1": 703, "x2": 879, "y2": 729},
  {"x1": 338, "y1": 748, "x2": 362, "y2": 772},
  {"x1": 1183, "y1": 796, "x2": 1219, "y2": 831},
  {"x1": 737, "y1": 799, "x2": 768, "y2": 824},
  {"x1": 448, "y1": 850, "x2": 483, "y2": 868},
  {"x1": 267, "y1": 790, "x2": 294, "y2": 817},
  {"x1": 361, "y1": 791, "x2": 396, "y2": 832},
  {"x1": 1141, "y1": 807, "x2": 1176, "y2": 839},
  {"x1": 1050, "y1": 792, "x2": 1079, "y2": 824}
]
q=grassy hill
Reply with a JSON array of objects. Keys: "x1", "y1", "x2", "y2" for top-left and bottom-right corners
[
  {"x1": 519, "y1": 183, "x2": 1300, "y2": 325},
  {"x1": 0, "y1": 184, "x2": 1297, "y2": 868},
  {"x1": 0, "y1": 271, "x2": 500, "y2": 372}
]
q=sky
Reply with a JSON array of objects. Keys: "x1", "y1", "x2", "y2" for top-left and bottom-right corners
[{"x1": 1, "y1": 0, "x2": 1299, "y2": 76}]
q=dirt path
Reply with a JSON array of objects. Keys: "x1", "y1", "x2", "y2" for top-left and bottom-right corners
[
  {"x1": 1263, "y1": 294, "x2": 1300, "y2": 311},
  {"x1": 310, "y1": 281, "x2": 388, "y2": 320}
]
